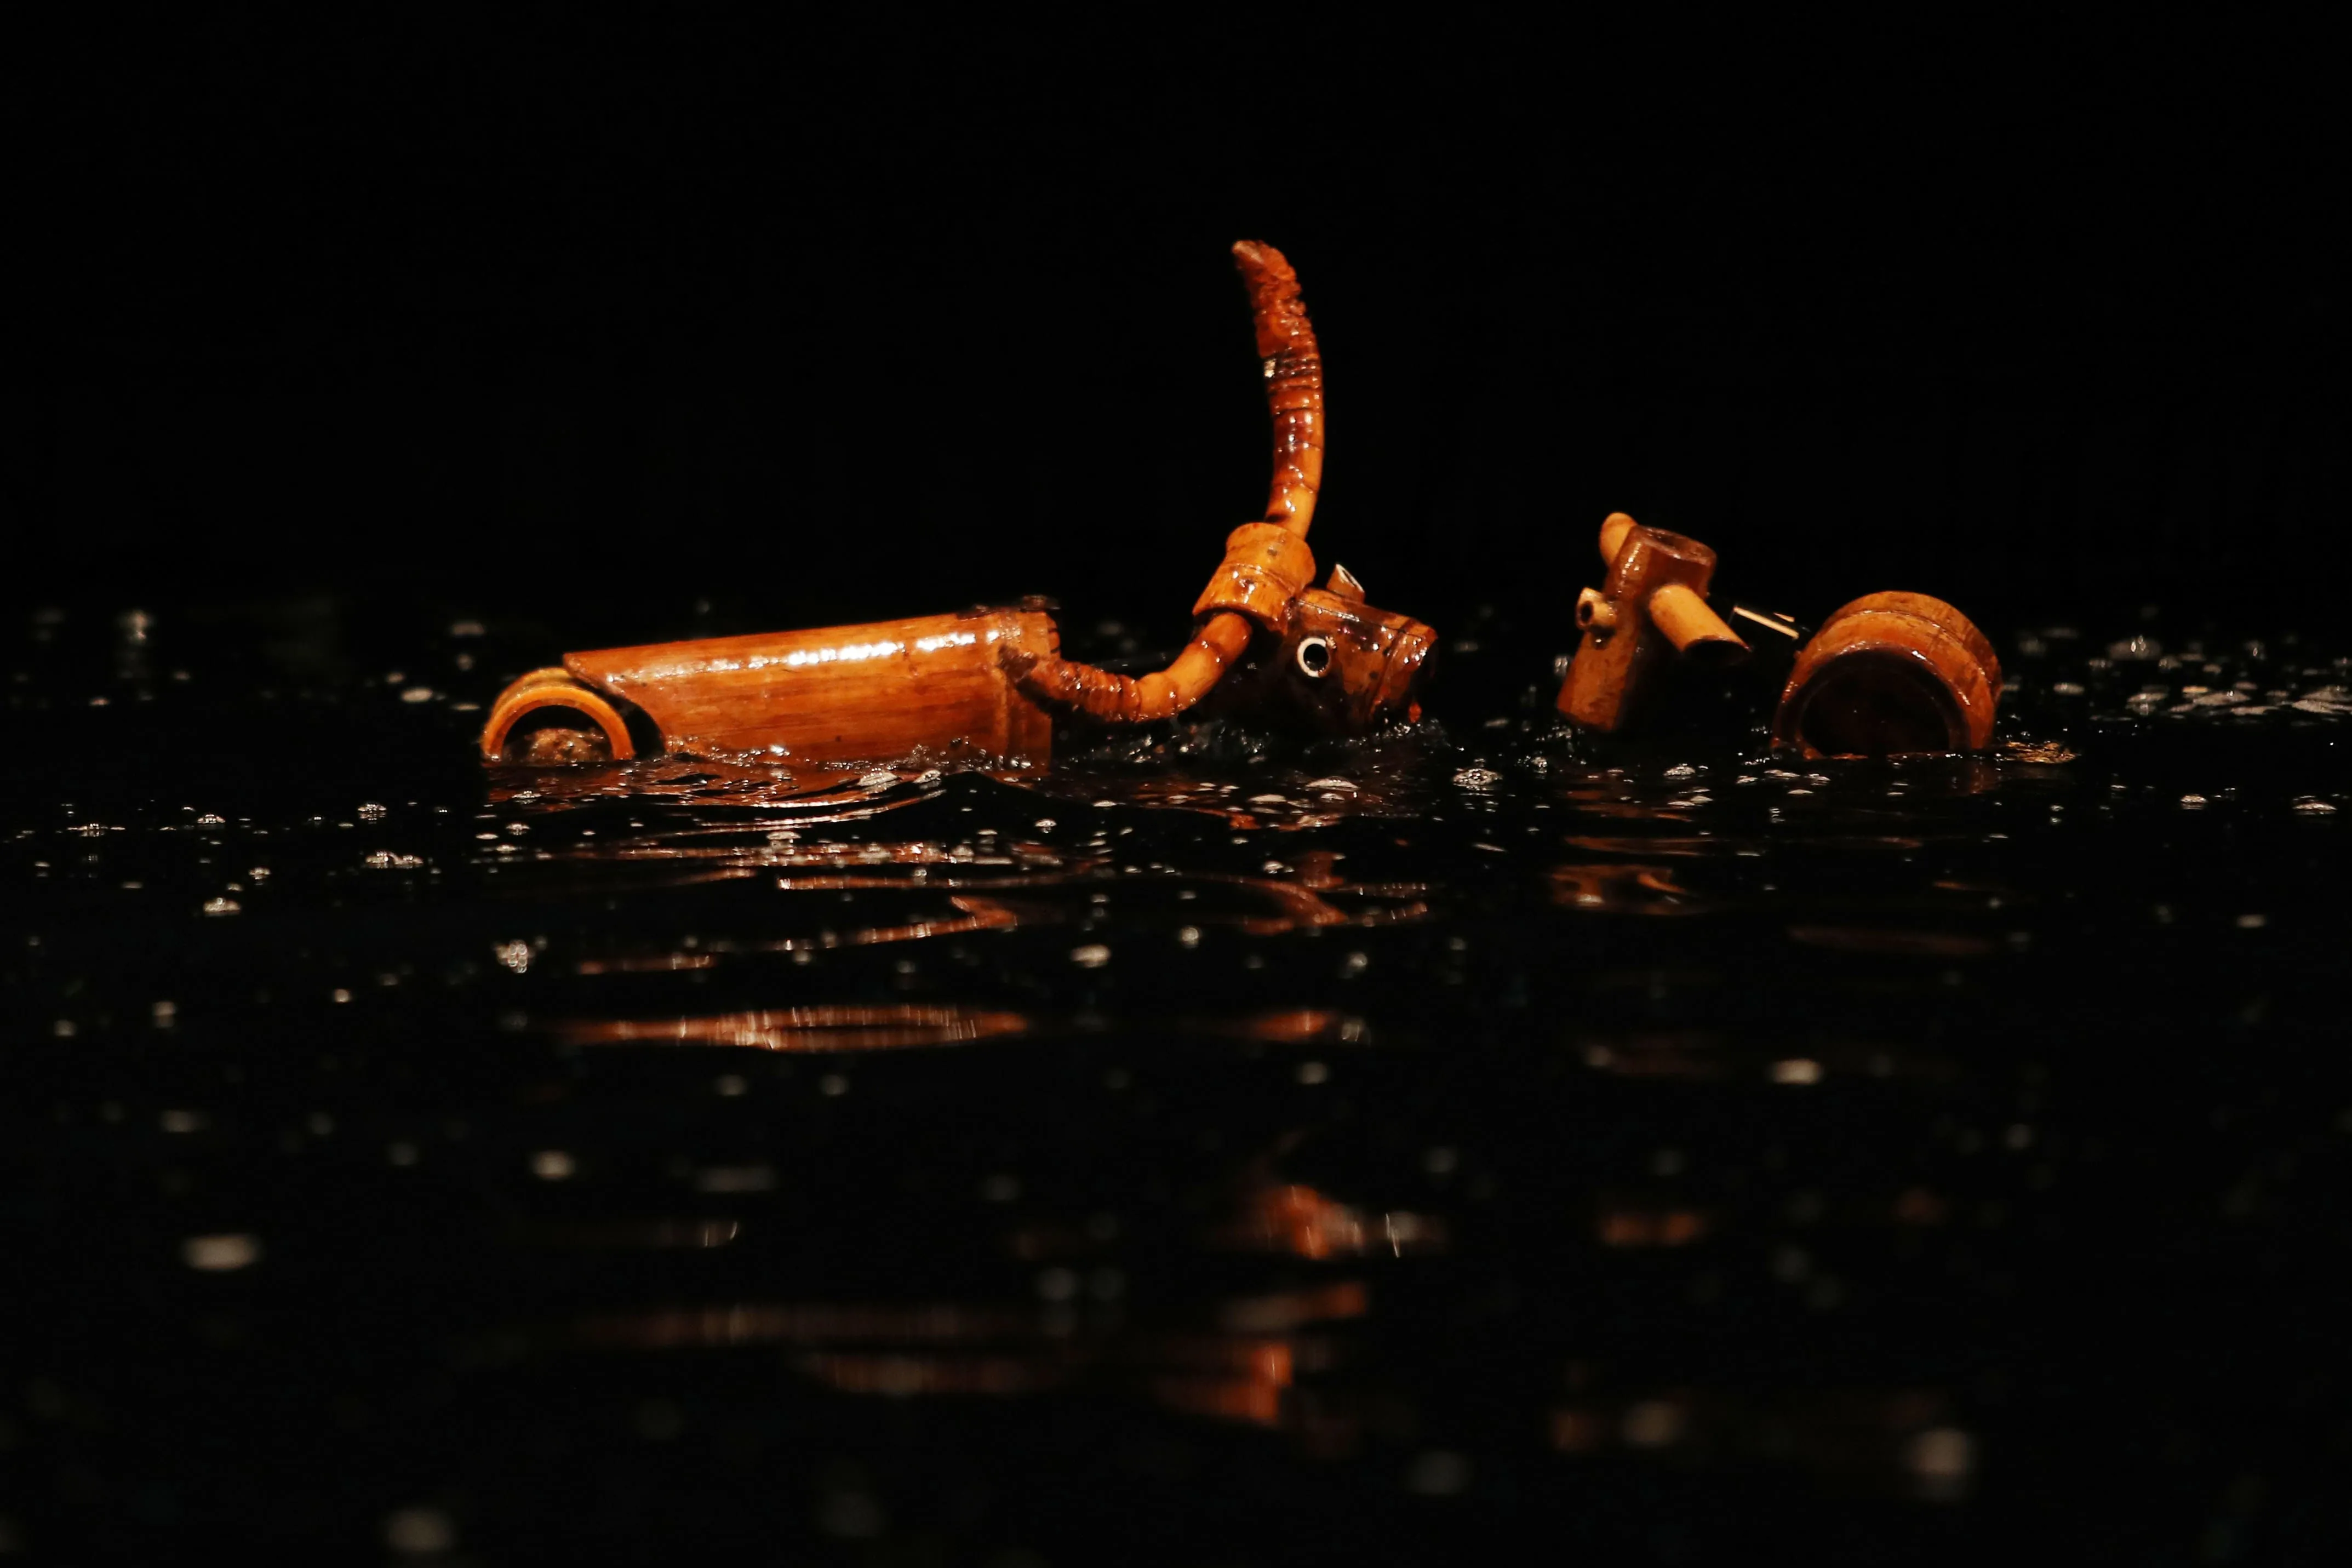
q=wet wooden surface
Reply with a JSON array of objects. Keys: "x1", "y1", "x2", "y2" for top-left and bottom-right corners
[
  {"x1": 1559, "y1": 513, "x2": 1748, "y2": 733},
  {"x1": 563, "y1": 607, "x2": 1058, "y2": 764},
  {"x1": 1774, "y1": 593, "x2": 2003, "y2": 757}
]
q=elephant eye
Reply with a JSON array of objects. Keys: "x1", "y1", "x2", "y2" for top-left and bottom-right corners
[{"x1": 1295, "y1": 637, "x2": 1332, "y2": 678}]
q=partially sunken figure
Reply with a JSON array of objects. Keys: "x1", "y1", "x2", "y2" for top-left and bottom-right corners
[
  {"x1": 1555, "y1": 512, "x2": 1750, "y2": 734},
  {"x1": 1770, "y1": 593, "x2": 2002, "y2": 758},
  {"x1": 1553, "y1": 512, "x2": 2001, "y2": 756},
  {"x1": 480, "y1": 241, "x2": 1435, "y2": 768}
]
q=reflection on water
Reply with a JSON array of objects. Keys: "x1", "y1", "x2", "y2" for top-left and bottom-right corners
[
  {"x1": 559, "y1": 1005, "x2": 1033, "y2": 1050},
  {"x1": 575, "y1": 1271, "x2": 1374, "y2": 1435},
  {"x1": 1551, "y1": 1384, "x2": 1975, "y2": 1502},
  {"x1": 6, "y1": 604, "x2": 2351, "y2": 1559}
]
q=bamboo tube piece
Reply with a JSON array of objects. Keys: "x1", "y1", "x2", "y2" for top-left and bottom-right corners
[
  {"x1": 483, "y1": 608, "x2": 1060, "y2": 765},
  {"x1": 1233, "y1": 239, "x2": 1323, "y2": 540},
  {"x1": 1771, "y1": 592, "x2": 2002, "y2": 756},
  {"x1": 1647, "y1": 582, "x2": 1745, "y2": 661},
  {"x1": 1599, "y1": 510, "x2": 1638, "y2": 565}
]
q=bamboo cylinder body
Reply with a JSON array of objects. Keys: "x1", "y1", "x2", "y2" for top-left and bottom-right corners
[
  {"x1": 1771, "y1": 593, "x2": 2001, "y2": 757},
  {"x1": 482, "y1": 608, "x2": 1059, "y2": 766}
]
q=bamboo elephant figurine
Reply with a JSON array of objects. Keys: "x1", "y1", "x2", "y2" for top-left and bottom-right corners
[{"x1": 482, "y1": 241, "x2": 1435, "y2": 768}]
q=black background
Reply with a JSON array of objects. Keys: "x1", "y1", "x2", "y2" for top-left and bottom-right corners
[
  {"x1": 10, "y1": 21, "x2": 2352, "y2": 1561},
  {"x1": 19, "y1": 15, "x2": 2347, "y2": 649}
]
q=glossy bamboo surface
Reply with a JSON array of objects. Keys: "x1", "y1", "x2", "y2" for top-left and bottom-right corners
[
  {"x1": 1014, "y1": 240, "x2": 1332, "y2": 726},
  {"x1": 1557, "y1": 514, "x2": 1748, "y2": 733},
  {"x1": 1232, "y1": 239, "x2": 1324, "y2": 539},
  {"x1": 1771, "y1": 593, "x2": 2002, "y2": 757},
  {"x1": 483, "y1": 608, "x2": 1057, "y2": 765},
  {"x1": 480, "y1": 668, "x2": 638, "y2": 763},
  {"x1": 1005, "y1": 611, "x2": 1256, "y2": 726},
  {"x1": 1204, "y1": 579, "x2": 1435, "y2": 735}
]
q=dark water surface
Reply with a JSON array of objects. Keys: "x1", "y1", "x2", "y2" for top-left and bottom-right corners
[{"x1": 6, "y1": 601, "x2": 2349, "y2": 1562}]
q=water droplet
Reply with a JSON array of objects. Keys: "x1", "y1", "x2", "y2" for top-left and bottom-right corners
[
  {"x1": 1405, "y1": 1450, "x2": 1472, "y2": 1495},
  {"x1": 183, "y1": 1233, "x2": 261, "y2": 1271},
  {"x1": 695, "y1": 1164, "x2": 775, "y2": 1192},
  {"x1": 1622, "y1": 1401, "x2": 1684, "y2": 1447},
  {"x1": 385, "y1": 1506, "x2": 456, "y2": 1555},
  {"x1": 1905, "y1": 1428, "x2": 1976, "y2": 1497}
]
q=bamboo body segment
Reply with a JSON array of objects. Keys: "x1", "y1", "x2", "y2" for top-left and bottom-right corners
[
  {"x1": 1000, "y1": 611, "x2": 1257, "y2": 726},
  {"x1": 481, "y1": 608, "x2": 1059, "y2": 766},
  {"x1": 1233, "y1": 238, "x2": 1324, "y2": 536},
  {"x1": 1556, "y1": 513, "x2": 1748, "y2": 733},
  {"x1": 1192, "y1": 523, "x2": 1318, "y2": 628},
  {"x1": 1771, "y1": 593, "x2": 2002, "y2": 757}
]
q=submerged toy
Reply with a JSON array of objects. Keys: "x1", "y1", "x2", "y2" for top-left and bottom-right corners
[
  {"x1": 482, "y1": 242, "x2": 1434, "y2": 768},
  {"x1": 1770, "y1": 593, "x2": 2001, "y2": 757},
  {"x1": 1556, "y1": 512, "x2": 1750, "y2": 734},
  {"x1": 1554, "y1": 512, "x2": 2003, "y2": 756}
]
